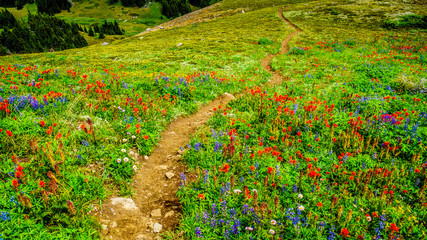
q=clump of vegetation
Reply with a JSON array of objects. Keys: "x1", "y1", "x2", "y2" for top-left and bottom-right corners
[
  {"x1": 383, "y1": 14, "x2": 427, "y2": 29},
  {"x1": 258, "y1": 37, "x2": 274, "y2": 45}
]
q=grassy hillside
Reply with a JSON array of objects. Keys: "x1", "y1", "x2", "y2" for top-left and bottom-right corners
[{"x1": 4, "y1": 0, "x2": 167, "y2": 41}]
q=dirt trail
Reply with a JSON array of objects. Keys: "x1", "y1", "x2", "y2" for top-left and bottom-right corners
[
  {"x1": 95, "y1": 7, "x2": 301, "y2": 240},
  {"x1": 261, "y1": 8, "x2": 302, "y2": 85}
]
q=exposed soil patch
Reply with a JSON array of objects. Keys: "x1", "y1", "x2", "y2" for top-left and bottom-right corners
[{"x1": 95, "y1": 7, "x2": 302, "y2": 240}]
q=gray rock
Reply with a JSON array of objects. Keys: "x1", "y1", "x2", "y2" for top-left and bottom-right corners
[
  {"x1": 153, "y1": 223, "x2": 162, "y2": 233},
  {"x1": 151, "y1": 209, "x2": 162, "y2": 218},
  {"x1": 101, "y1": 42, "x2": 109, "y2": 46}
]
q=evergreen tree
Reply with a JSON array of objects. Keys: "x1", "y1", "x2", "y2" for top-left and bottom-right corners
[
  {"x1": 0, "y1": 44, "x2": 8, "y2": 55},
  {"x1": 160, "y1": 0, "x2": 192, "y2": 18},
  {"x1": 98, "y1": 32, "x2": 105, "y2": 39},
  {"x1": 0, "y1": 11, "x2": 87, "y2": 54},
  {"x1": 88, "y1": 27, "x2": 94, "y2": 36},
  {"x1": 36, "y1": 0, "x2": 71, "y2": 15},
  {"x1": 108, "y1": 0, "x2": 119, "y2": 4},
  {"x1": 0, "y1": 9, "x2": 18, "y2": 28}
]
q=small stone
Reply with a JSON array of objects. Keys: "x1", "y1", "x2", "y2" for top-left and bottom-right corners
[
  {"x1": 164, "y1": 184, "x2": 168, "y2": 187},
  {"x1": 165, "y1": 172, "x2": 175, "y2": 179},
  {"x1": 156, "y1": 165, "x2": 168, "y2": 170},
  {"x1": 102, "y1": 224, "x2": 108, "y2": 230},
  {"x1": 153, "y1": 223, "x2": 162, "y2": 233},
  {"x1": 223, "y1": 92, "x2": 236, "y2": 100},
  {"x1": 111, "y1": 197, "x2": 139, "y2": 211},
  {"x1": 151, "y1": 209, "x2": 162, "y2": 218},
  {"x1": 177, "y1": 43, "x2": 182, "y2": 47},
  {"x1": 111, "y1": 221, "x2": 117, "y2": 228},
  {"x1": 164, "y1": 211, "x2": 174, "y2": 218},
  {"x1": 135, "y1": 234, "x2": 146, "y2": 240}
]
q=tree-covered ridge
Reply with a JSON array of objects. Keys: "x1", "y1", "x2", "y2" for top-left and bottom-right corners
[{"x1": 0, "y1": 10, "x2": 87, "y2": 55}]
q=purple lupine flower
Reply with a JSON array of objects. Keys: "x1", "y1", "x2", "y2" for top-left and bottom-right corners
[
  {"x1": 195, "y1": 227, "x2": 202, "y2": 237},
  {"x1": 211, "y1": 203, "x2": 218, "y2": 216}
]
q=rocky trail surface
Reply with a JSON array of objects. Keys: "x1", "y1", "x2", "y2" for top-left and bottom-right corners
[{"x1": 95, "y1": 7, "x2": 302, "y2": 240}]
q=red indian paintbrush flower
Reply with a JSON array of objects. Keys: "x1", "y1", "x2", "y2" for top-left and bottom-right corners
[
  {"x1": 390, "y1": 223, "x2": 400, "y2": 233},
  {"x1": 219, "y1": 163, "x2": 230, "y2": 173},
  {"x1": 340, "y1": 228, "x2": 350, "y2": 237},
  {"x1": 12, "y1": 179, "x2": 19, "y2": 188}
]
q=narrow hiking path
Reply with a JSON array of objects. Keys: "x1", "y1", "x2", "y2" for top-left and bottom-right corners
[
  {"x1": 261, "y1": 8, "x2": 302, "y2": 86},
  {"x1": 95, "y1": 7, "x2": 302, "y2": 240}
]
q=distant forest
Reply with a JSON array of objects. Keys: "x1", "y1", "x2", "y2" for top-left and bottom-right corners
[
  {"x1": 0, "y1": 8, "x2": 124, "y2": 55},
  {"x1": 0, "y1": 0, "x2": 218, "y2": 55},
  {"x1": 0, "y1": 0, "x2": 221, "y2": 17}
]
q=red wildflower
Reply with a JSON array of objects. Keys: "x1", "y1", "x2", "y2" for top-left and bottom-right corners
[
  {"x1": 12, "y1": 179, "x2": 19, "y2": 188},
  {"x1": 340, "y1": 228, "x2": 350, "y2": 237},
  {"x1": 39, "y1": 180, "x2": 46, "y2": 188},
  {"x1": 6, "y1": 130, "x2": 13, "y2": 137},
  {"x1": 308, "y1": 170, "x2": 317, "y2": 178},
  {"x1": 250, "y1": 166, "x2": 256, "y2": 171},
  {"x1": 219, "y1": 163, "x2": 230, "y2": 173},
  {"x1": 316, "y1": 202, "x2": 323, "y2": 208},
  {"x1": 415, "y1": 168, "x2": 420, "y2": 173},
  {"x1": 144, "y1": 135, "x2": 149, "y2": 140},
  {"x1": 403, "y1": 190, "x2": 408, "y2": 194},
  {"x1": 198, "y1": 193, "x2": 205, "y2": 200},
  {"x1": 390, "y1": 223, "x2": 399, "y2": 233},
  {"x1": 297, "y1": 131, "x2": 301, "y2": 137},
  {"x1": 267, "y1": 167, "x2": 273, "y2": 174},
  {"x1": 39, "y1": 120, "x2": 46, "y2": 127}
]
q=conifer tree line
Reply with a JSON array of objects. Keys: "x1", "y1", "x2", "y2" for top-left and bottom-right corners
[
  {"x1": 0, "y1": 0, "x2": 70, "y2": 14},
  {"x1": 86, "y1": 20, "x2": 125, "y2": 36},
  {"x1": 108, "y1": 0, "x2": 219, "y2": 18},
  {"x1": 0, "y1": 0, "x2": 221, "y2": 21},
  {"x1": 0, "y1": 9, "x2": 87, "y2": 55}
]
